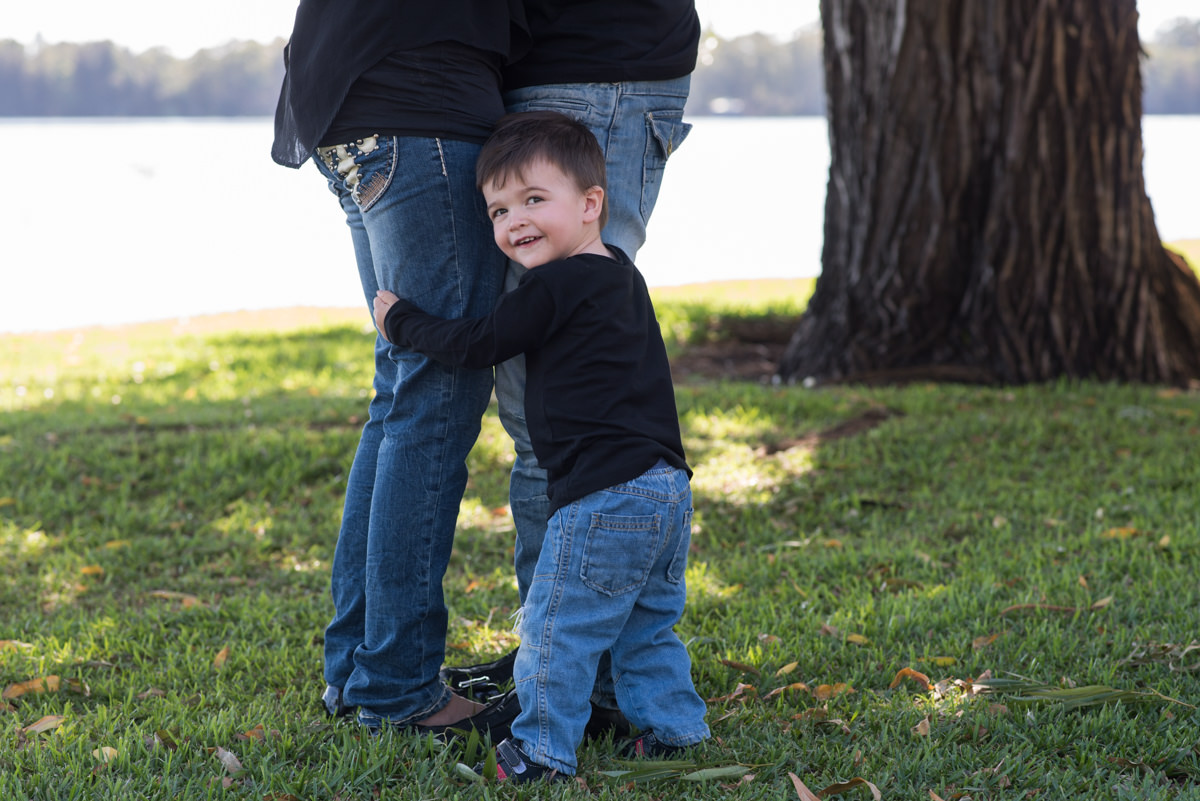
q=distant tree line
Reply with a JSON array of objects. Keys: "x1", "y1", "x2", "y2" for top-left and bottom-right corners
[{"x1": 1, "y1": 21, "x2": 1197, "y2": 117}]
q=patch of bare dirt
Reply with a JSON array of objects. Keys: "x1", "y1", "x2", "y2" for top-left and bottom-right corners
[{"x1": 670, "y1": 341, "x2": 787, "y2": 383}]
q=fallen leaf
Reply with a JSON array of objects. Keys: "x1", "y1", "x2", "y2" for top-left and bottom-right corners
[
  {"x1": 681, "y1": 766, "x2": 751, "y2": 782},
  {"x1": 818, "y1": 624, "x2": 841, "y2": 637},
  {"x1": 813, "y1": 683, "x2": 854, "y2": 700},
  {"x1": 80, "y1": 565, "x2": 105, "y2": 577},
  {"x1": 792, "y1": 707, "x2": 828, "y2": 722},
  {"x1": 776, "y1": 661, "x2": 799, "y2": 677},
  {"x1": 820, "y1": 777, "x2": 882, "y2": 800},
  {"x1": 889, "y1": 667, "x2": 932, "y2": 691},
  {"x1": 758, "y1": 633, "x2": 782, "y2": 645},
  {"x1": 720, "y1": 773, "x2": 756, "y2": 790},
  {"x1": 0, "y1": 640, "x2": 33, "y2": 651},
  {"x1": 93, "y1": 746, "x2": 119, "y2": 762},
  {"x1": 1090, "y1": 596, "x2": 1113, "y2": 611},
  {"x1": 105, "y1": 539, "x2": 131, "y2": 549},
  {"x1": 912, "y1": 717, "x2": 931, "y2": 736},
  {"x1": 846, "y1": 633, "x2": 870, "y2": 646},
  {"x1": 23, "y1": 714, "x2": 66, "y2": 734},
  {"x1": 0, "y1": 497, "x2": 14, "y2": 507},
  {"x1": 149, "y1": 590, "x2": 204, "y2": 608},
  {"x1": 3, "y1": 675, "x2": 61, "y2": 700},
  {"x1": 882, "y1": 577, "x2": 924, "y2": 592},
  {"x1": 973, "y1": 633, "x2": 1000, "y2": 650},
  {"x1": 718, "y1": 659, "x2": 761, "y2": 675},
  {"x1": 137, "y1": 687, "x2": 166, "y2": 700},
  {"x1": 213, "y1": 646, "x2": 231, "y2": 669},
  {"x1": 788, "y1": 772, "x2": 822, "y2": 801},
  {"x1": 214, "y1": 746, "x2": 243, "y2": 774},
  {"x1": 707, "y1": 682, "x2": 756, "y2": 704},
  {"x1": 764, "y1": 682, "x2": 811, "y2": 700},
  {"x1": 238, "y1": 724, "x2": 266, "y2": 741},
  {"x1": 1101, "y1": 527, "x2": 1141, "y2": 539}
]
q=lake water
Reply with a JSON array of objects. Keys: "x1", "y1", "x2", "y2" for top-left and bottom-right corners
[{"x1": 2, "y1": 116, "x2": 1196, "y2": 333}]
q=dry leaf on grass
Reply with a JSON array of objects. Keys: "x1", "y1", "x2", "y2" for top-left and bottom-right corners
[
  {"x1": 718, "y1": 659, "x2": 761, "y2": 675},
  {"x1": 23, "y1": 715, "x2": 66, "y2": 734},
  {"x1": 889, "y1": 667, "x2": 932, "y2": 691},
  {"x1": 788, "y1": 772, "x2": 822, "y2": 801},
  {"x1": 3, "y1": 675, "x2": 61, "y2": 700},
  {"x1": 214, "y1": 746, "x2": 243, "y2": 774},
  {"x1": 213, "y1": 646, "x2": 231, "y2": 669}
]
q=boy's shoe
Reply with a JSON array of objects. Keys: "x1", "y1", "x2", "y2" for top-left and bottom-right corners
[
  {"x1": 584, "y1": 702, "x2": 633, "y2": 740},
  {"x1": 321, "y1": 685, "x2": 354, "y2": 718},
  {"x1": 476, "y1": 738, "x2": 569, "y2": 783},
  {"x1": 619, "y1": 732, "x2": 686, "y2": 759},
  {"x1": 440, "y1": 649, "x2": 517, "y2": 701},
  {"x1": 362, "y1": 688, "x2": 521, "y2": 742}
]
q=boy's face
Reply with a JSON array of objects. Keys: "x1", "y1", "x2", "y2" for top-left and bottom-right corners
[{"x1": 483, "y1": 159, "x2": 604, "y2": 269}]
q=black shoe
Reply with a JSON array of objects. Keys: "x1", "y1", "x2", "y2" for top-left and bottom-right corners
[
  {"x1": 321, "y1": 685, "x2": 354, "y2": 718},
  {"x1": 619, "y1": 732, "x2": 686, "y2": 759},
  {"x1": 440, "y1": 649, "x2": 517, "y2": 700},
  {"x1": 365, "y1": 688, "x2": 521, "y2": 742},
  {"x1": 584, "y1": 702, "x2": 633, "y2": 740},
  {"x1": 476, "y1": 738, "x2": 569, "y2": 783}
]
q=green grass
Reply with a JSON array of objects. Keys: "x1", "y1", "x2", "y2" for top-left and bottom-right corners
[{"x1": 2, "y1": 281, "x2": 1198, "y2": 800}]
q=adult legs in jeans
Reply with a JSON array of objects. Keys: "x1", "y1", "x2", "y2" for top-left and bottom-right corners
[
  {"x1": 508, "y1": 464, "x2": 710, "y2": 774},
  {"x1": 494, "y1": 77, "x2": 694, "y2": 707},
  {"x1": 316, "y1": 135, "x2": 505, "y2": 726}
]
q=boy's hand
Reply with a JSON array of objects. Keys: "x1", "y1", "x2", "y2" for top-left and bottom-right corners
[{"x1": 373, "y1": 290, "x2": 399, "y2": 342}]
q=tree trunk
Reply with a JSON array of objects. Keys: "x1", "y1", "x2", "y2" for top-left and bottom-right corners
[{"x1": 779, "y1": 0, "x2": 1200, "y2": 385}]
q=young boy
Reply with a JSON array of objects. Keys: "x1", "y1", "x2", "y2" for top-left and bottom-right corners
[{"x1": 372, "y1": 110, "x2": 709, "y2": 781}]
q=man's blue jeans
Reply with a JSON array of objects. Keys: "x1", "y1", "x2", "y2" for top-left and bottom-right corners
[
  {"x1": 495, "y1": 76, "x2": 694, "y2": 607},
  {"x1": 509, "y1": 462, "x2": 711, "y2": 773},
  {"x1": 314, "y1": 135, "x2": 505, "y2": 726}
]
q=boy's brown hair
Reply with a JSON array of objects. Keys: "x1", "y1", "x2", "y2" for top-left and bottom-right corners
[{"x1": 476, "y1": 110, "x2": 609, "y2": 229}]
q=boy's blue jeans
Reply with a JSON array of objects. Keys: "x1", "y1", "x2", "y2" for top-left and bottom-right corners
[
  {"x1": 314, "y1": 135, "x2": 504, "y2": 726},
  {"x1": 494, "y1": 76, "x2": 693, "y2": 707},
  {"x1": 509, "y1": 461, "x2": 710, "y2": 774}
]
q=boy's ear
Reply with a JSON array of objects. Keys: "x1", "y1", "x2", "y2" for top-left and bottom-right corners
[{"x1": 582, "y1": 186, "x2": 605, "y2": 223}]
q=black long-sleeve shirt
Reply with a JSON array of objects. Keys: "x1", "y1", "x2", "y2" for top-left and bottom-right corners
[
  {"x1": 504, "y1": 0, "x2": 700, "y2": 89},
  {"x1": 383, "y1": 247, "x2": 689, "y2": 514}
]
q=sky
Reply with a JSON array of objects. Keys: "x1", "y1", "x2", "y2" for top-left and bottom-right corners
[{"x1": 5, "y1": 1, "x2": 1196, "y2": 56}]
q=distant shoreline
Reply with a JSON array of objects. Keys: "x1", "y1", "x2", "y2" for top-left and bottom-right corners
[{"x1": 3, "y1": 243, "x2": 1195, "y2": 340}]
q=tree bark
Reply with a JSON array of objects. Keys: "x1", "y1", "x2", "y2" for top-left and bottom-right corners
[{"x1": 780, "y1": 0, "x2": 1200, "y2": 385}]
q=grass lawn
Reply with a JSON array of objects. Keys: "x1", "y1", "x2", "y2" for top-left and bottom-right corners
[{"x1": 1, "y1": 276, "x2": 1198, "y2": 800}]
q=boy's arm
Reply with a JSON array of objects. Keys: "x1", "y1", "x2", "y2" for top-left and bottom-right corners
[{"x1": 373, "y1": 282, "x2": 557, "y2": 368}]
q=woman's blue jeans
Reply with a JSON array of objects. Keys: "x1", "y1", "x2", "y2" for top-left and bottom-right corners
[
  {"x1": 509, "y1": 462, "x2": 710, "y2": 773},
  {"x1": 314, "y1": 135, "x2": 505, "y2": 725},
  {"x1": 494, "y1": 77, "x2": 694, "y2": 707}
]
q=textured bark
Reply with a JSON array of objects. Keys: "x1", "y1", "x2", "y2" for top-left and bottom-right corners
[{"x1": 780, "y1": 0, "x2": 1200, "y2": 385}]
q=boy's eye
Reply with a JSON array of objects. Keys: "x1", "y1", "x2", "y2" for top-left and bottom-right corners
[
  {"x1": 491, "y1": 208, "x2": 507, "y2": 220},
  {"x1": 526, "y1": 196, "x2": 543, "y2": 205}
]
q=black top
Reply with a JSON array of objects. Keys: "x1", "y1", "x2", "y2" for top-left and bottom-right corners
[
  {"x1": 272, "y1": 0, "x2": 528, "y2": 167},
  {"x1": 383, "y1": 247, "x2": 689, "y2": 514},
  {"x1": 503, "y1": 0, "x2": 700, "y2": 90},
  {"x1": 320, "y1": 43, "x2": 504, "y2": 147}
]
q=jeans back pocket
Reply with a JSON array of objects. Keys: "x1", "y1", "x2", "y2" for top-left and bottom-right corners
[{"x1": 580, "y1": 512, "x2": 662, "y2": 596}]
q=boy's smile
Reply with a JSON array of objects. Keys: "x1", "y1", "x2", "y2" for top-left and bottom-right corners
[{"x1": 484, "y1": 159, "x2": 608, "y2": 269}]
